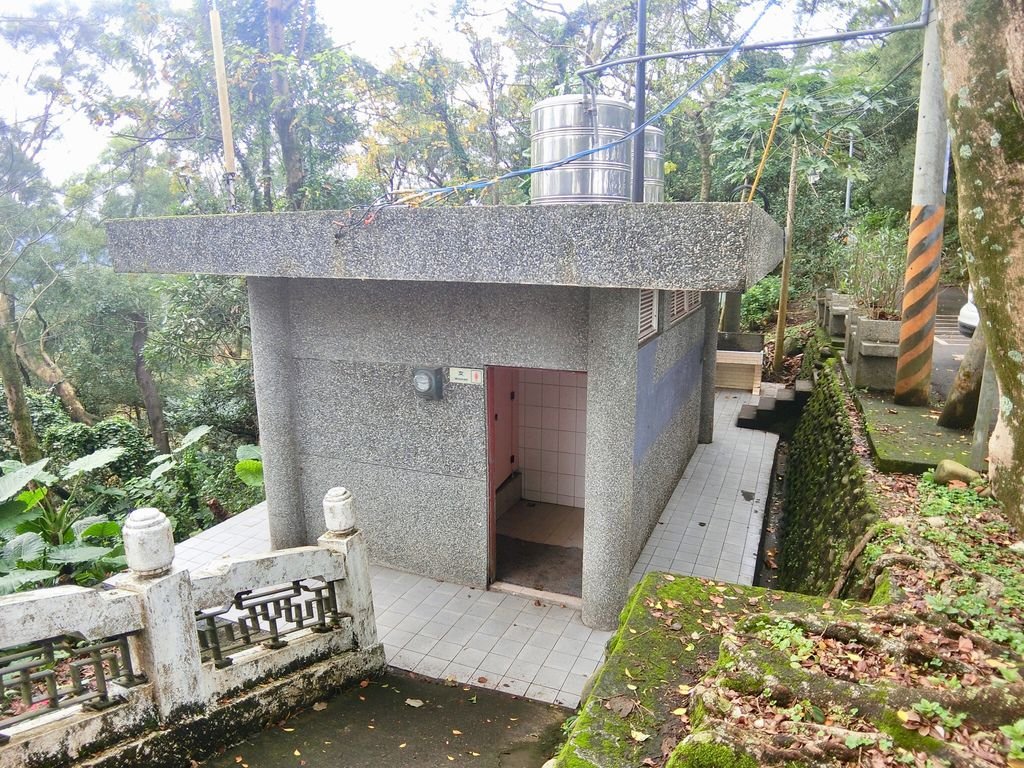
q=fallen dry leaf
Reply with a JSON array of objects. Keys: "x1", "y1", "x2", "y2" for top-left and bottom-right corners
[
  {"x1": 405, "y1": 698, "x2": 425, "y2": 708},
  {"x1": 630, "y1": 730, "x2": 651, "y2": 743},
  {"x1": 312, "y1": 702, "x2": 328, "y2": 711},
  {"x1": 605, "y1": 694, "x2": 635, "y2": 717}
]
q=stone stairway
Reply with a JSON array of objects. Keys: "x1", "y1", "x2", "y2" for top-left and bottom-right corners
[{"x1": 737, "y1": 379, "x2": 813, "y2": 434}]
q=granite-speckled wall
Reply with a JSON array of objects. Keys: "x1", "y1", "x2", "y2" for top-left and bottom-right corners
[
  {"x1": 279, "y1": 278, "x2": 589, "y2": 587},
  {"x1": 248, "y1": 278, "x2": 705, "y2": 627}
]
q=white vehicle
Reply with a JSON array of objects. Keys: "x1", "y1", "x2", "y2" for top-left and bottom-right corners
[{"x1": 959, "y1": 286, "x2": 979, "y2": 338}]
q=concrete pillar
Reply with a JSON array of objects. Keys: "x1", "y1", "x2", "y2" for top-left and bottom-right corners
[
  {"x1": 699, "y1": 292, "x2": 719, "y2": 443},
  {"x1": 722, "y1": 292, "x2": 742, "y2": 332},
  {"x1": 317, "y1": 488, "x2": 379, "y2": 649},
  {"x1": 113, "y1": 508, "x2": 206, "y2": 720},
  {"x1": 248, "y1": 277, "x2": 306, "y2": 548},
  {"x1": 582, "y1": 289, "x2": 638, "y2": 629}
]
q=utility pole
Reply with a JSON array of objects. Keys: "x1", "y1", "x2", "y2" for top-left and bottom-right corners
[
  {"x1": 630, "y1": 0, "x2": 648, "y2": 204},
  {"x1": 893, "y1": 9, "x2": 947, "y2": 405}
]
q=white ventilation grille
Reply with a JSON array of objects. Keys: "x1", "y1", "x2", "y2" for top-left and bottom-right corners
[
  {"x1": 669, "y1": 290, "x2": 701, "y2": 324},
  {"x1": 638, "y1": 289, "x2": 659, "y2": 343}
]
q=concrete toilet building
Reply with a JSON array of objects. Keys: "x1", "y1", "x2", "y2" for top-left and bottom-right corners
[{"x1": 109, "y1": 202, "x2": 782, "y2": 628}]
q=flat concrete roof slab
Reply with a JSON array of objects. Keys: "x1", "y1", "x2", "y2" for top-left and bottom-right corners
[{"x1": 108, "y1": 202, "x2": 783, "y2": 292}]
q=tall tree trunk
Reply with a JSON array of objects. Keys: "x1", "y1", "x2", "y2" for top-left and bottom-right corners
[
  {"x1": 267, "y1": 0, "x2": 305, "y2": 210},
  {"x1": 16, "y1": 347, "x2": 95, "y2": 426},
  {"x1": 937, "y1": 325, "x2": 986, "y2": 428},
  {"x1": 16, "y1": 312, "x2": 95, "y2": 425},
  {"x1": 129, "y1": 312, "x2": 170, "y2": 454},
  {"x1": 936, "y1": 0, "x2": 1024, "y2": 525},
  {"x1": 0, "y1": 293, "x2": 41, "y2": 462}
]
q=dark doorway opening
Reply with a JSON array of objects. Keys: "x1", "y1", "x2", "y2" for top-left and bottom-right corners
[{"x1": 486, "y1": 367, "x2": 586, "y2": 599}]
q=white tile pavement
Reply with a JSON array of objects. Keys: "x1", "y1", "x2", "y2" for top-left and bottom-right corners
[{"x1": 173, "y1": 390, "x2": 776, "y2": 708}]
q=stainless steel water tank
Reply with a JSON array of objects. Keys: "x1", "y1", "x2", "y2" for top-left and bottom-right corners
[{"x1": 530, "y1": 94, "x2": 664, "y2": 205}]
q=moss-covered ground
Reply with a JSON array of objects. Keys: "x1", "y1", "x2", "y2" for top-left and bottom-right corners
[
  {"x1": 554, "y1": 365, "x2": 1024, "y2": 767},
  {"x1": 851, "y1": 383, "x2": 973, "y2": 474}
]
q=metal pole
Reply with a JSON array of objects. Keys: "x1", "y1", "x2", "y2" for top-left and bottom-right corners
[
  {"x1": 630, "y1": 0, "x2": 648, "y2": 203},
  {"x1": 844, "y1": 135, "x2": 854, "y2": 213},
  {"x1": 577, "y1": 0, "x2": 932, "y2": 78},
  {"x1": 893, "y1": 9, "x2": 947, "y2": 405}
]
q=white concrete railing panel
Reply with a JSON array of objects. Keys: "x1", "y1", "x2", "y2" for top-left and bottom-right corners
[
  {"x1": 0, "y1": 585, "x2": 142, "y2": 649},
  {"x1": 189, "y1": 546, "x2": 347, "y2": 608},
  {"x1": 0, "y1": 486, "x2": 381, "y2": 764}
]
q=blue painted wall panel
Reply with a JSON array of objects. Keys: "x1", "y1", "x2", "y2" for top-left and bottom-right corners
[{"x1": 633, "y1": 336, "x2": 703, "y2": 466}]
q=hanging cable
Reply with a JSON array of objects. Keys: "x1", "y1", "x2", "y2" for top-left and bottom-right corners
[{"x1": 346, "y1": 0, "x2": 779, "y2": 213}]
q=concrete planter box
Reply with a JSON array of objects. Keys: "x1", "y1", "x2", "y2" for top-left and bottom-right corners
[
  {"x1": 826, "y1": 293, "x2": 855, "y2": 338},
  {"x1": 844, "y1": 310, "x2": 861, "y2": 363},
  {"x1": 852, "y1": 318, "x2": 901, "y2": 391},
  {"x1": 816, "y1": 290, "x2": 830, "y2": 327}
]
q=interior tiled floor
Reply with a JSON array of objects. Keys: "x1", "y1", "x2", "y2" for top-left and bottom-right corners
[
  {"x1": 496, "y1": 500, "x2": 584, "y2": 548},
  {"x1": 173, "y1": 390, "x2": 776, "y2": 708}
]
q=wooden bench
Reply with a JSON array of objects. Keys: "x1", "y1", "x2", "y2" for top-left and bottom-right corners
[{"x1": 716, "y1": 349, "x2": 763, "y2": 395}]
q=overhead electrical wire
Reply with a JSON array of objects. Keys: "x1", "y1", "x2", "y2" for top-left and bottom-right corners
[
  {"x1": 340, "y1": 0, "x2": 928, "y2": 223},
  {"x1": 357, "y1": 0, "x2": 780, "y2": 212},
  {"x1": 752, "y1": 50, "x2": 923, "y2": 170}
]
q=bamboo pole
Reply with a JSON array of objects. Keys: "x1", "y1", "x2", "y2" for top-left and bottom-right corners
[
  {"x1": 209, "y1": 3, "x2": 237, "y2": 211},
  {"x1": 772, "y1": 138, "x2": 800, "y2": 373},
  {"x1": 747, "y1": 89, "x2": 788, "y2": 204}
]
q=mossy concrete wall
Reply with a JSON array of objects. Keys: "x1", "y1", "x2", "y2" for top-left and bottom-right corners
[{"x1": 778, "y1": 363, "x2": 877, "y2": 594}]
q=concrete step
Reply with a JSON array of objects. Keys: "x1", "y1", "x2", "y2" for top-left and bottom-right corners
[
  {"x1": 795, "y1": 379, "x2": 813, "y2": 404},
  {"x1": 737, "y1": 381, "x2": 814, "y2": 434},
  {"x1": 737, "y1": 403, "x2": 760, "y2": 429}
]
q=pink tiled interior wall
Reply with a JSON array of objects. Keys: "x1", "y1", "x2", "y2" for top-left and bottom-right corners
[{"x1": 516, "y1": 369, "x2": 586, "y2": 508}]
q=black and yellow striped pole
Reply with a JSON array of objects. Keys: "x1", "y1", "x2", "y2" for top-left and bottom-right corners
[{"x1": 894, "y1": 10, "x2": 947, "y2": 405}]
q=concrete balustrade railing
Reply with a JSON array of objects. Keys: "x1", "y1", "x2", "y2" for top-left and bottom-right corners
[{"x1": 0, "y1": 488, "x2": 385, "y2": 768}]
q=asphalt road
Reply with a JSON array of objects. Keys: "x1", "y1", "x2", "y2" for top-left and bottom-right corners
[
  {"x1": 930, "y1": 323, "x2": 971, "y2": 402},
  {"x1": 930, "y1": 285, "x2": 971, "y2": 402}
]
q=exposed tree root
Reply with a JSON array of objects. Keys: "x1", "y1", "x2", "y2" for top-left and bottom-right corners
[{"x1": 829, "y1": 526, "x2": 878, "y2": 598}]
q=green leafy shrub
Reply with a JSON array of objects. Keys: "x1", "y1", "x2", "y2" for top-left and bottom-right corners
[
  {"x1": 126, "y1": 426, "x2": 261, "y2": 539},
  {"x1": 43, "y1": 417, "x2": 154, "y2": 480},
  {"x1": 741, "y1": 275, "x2": 788, "y2": 331},
  {"x1": 234, "y1": 444, "x2": 264, "y2": 488},
  {"x1": 0, "y1": 389, "x2": 71, "y2": 461},
  {"x1": 1000, "y1": 719, "x2": 1024, "y2": 760},
  {"x1": 165, "y1": 361, "x2": 258, "y2": 442},
  {"x1": 0, "y1": 447, "x2": 129, "y2": 594},
  {"x1": 828, "y1": 210, "x2": 907, "y2": 319}
]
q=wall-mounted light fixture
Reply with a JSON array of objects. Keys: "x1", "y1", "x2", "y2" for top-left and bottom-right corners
[{"x1": 412, "y1": 367, "x2": 444, "y2": 400}]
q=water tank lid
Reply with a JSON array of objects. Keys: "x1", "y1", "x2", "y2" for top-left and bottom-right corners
[{"x1": 530, "y1": 93, "x2": 631, "y2": 112}]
